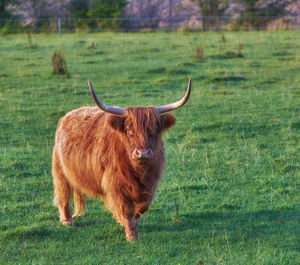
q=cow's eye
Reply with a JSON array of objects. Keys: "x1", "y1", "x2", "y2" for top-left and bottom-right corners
[{"x1": 149, "y1": 132, "x2": 156, "y2": 138}]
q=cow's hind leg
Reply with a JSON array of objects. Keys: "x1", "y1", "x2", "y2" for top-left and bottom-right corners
[
  {"x1": 73, "y1": 189, "x2": 86, "y2": 218},
  {"x1": 52, "y1": 150, "x2": 74, "y2": 226}
]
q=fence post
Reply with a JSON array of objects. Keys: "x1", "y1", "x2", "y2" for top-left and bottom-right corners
[
  {"x1": 58, "y1": 17, "x2": 62, "y2": 35},
  {"x1": 202, "y1": 16, "x2": 205, "y2": 32},
  {"x1": 169, "y1": 0, "x2": 173, "y2": 28}
]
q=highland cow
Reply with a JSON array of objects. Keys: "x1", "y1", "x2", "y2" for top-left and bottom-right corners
[{"x1": 52, "y1": 79, "x2": 191, "y2": 240}]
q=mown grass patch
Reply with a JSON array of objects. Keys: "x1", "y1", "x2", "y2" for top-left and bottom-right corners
[{"x1": 0, "y1": 31, "x2": 299, "y2": 265}]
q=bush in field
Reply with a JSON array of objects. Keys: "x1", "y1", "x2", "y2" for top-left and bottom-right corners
[
  {"x1": 186, "y1": 33, "x2": 204, "y2": 60},
  {"x1": 194, "y1": 44, "x2": 204, "y2": 60},
  {"x1": 87, "y1": 40, "x2": 96, "y2": 49},
  {"x1": 236, "y1": 43, "x2": 244, "y2": 58},
  {"x1": 26, "y1": 32, "x2": 38, "y2": 49},
  {"x1": 52, "y1": 51, "x2": 68, "y2": 76}
]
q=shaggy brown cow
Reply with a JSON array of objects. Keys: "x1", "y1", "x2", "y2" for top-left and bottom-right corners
[{"x1": 52, "y1": 79, "x2": 191, "y2": 240}]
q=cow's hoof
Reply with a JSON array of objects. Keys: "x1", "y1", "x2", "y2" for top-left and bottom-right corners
[
  {"x1": 61, "y1": 218, "x2": 75, "y2": 226},
  {"x1": 72, "y1": 211, "x2": 85, "y2": 218},
  {"x1": 126, "y1": 233, "x2": 138, "y2": 241}
]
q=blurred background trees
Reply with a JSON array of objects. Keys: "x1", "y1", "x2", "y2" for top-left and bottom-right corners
[
  {"x1": 192, "y1": 0, "x2": 229, "y2": 30},
  {"x1": 234, "y1": 0, "x2": 296, "y2": 30},
  {"x1": 68, "y1": 0, "x2": 127, "y2": 30},
  {"x1": 0, "y1": 0, "x2": 299, "y2": 32}
]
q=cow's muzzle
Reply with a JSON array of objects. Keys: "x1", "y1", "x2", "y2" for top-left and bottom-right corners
[{"x1": 133, "y1": 149, "x2": 153, "y2": 162}]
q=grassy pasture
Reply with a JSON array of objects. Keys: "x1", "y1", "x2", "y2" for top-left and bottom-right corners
[{"x1": 0, "y1": 31, "x2": 299, "y2": 264}]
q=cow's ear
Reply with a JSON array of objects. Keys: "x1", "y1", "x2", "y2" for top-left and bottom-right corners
[
  {"x1": 160, "y1": 113, "x2": 176, "y2": 132},
  {"x1": 109, "y1": 115, "x2": 125, "y2": 131}
]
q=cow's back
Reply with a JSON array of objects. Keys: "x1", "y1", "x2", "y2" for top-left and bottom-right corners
[{"x1": 56, "y1": 106, "x2": 102, "y2": 138}]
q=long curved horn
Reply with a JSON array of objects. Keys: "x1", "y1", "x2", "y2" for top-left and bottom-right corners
[
  {"x1": 155, "y1": 78, "x2": 191, "y2": 114},
  {"x1": 88, "y1": 81, "x2": 125, "y2": 115}
]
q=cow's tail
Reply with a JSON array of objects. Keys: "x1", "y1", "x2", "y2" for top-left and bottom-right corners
[{"x1": 73, "y1": 190, "x2": 86, "y2": 217}]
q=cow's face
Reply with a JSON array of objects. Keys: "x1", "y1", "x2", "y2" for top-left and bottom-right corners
[
  {"x1": 88, "y1": 79, "x2": 190, "y2": 166},
  {"x1": 109, "y1": 107, "x2": 176, "y2": 165}
]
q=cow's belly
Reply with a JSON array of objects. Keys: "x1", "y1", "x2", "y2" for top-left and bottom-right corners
[{"x1": 60, "y1": 158, "x2": 104, "y2": 198}]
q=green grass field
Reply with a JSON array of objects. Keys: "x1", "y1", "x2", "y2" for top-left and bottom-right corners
[{"x1": 0, "y1": 30, "x2": 299, "y2": 264}]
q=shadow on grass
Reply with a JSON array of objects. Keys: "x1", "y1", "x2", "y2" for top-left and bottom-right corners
[
  {"x1": 205, "y1": 75, "x2": 246, "y2": 84},
  {"x1": 2, "y1": 226, "x2": 54, "y2": 241},
  {"x1": 2, "y1": 206, "x2": 299, "y2": 251},
  {"x1": 209, "y1": 52, "x2": 243, "y2": 60},
  {"x1": 142, "y1": 208, "x2": 300, "y2": 248}
]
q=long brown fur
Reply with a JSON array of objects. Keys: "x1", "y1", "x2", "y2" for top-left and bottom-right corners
[{"x1": 52, "y1": 106, "x2": 176, "y2": 240}]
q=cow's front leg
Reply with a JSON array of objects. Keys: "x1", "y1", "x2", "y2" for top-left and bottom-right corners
[
  {"x1": 108, "y1": 199, "x2": 138, "y2": 241},
  {"x1": 124, "y1": 217, "x2": 138, "y2": 241}
]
